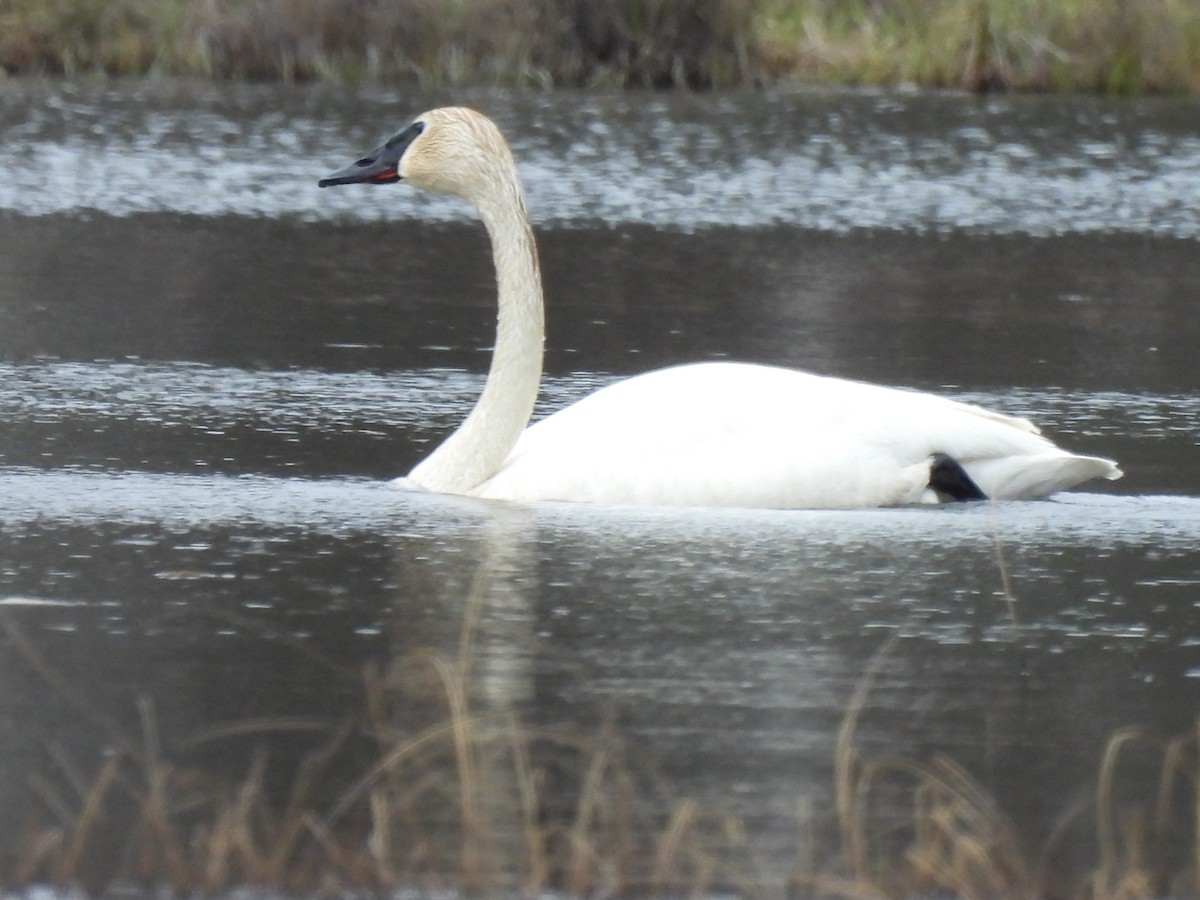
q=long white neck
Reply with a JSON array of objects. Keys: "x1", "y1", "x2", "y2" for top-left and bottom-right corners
[{"x1": 407, "y1": 175, "x2": 544, "y2": 494}]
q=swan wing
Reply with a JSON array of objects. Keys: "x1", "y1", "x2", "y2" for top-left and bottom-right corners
[{"x1": 474, "y1": 362, "x2": 1119, "y2": 508}]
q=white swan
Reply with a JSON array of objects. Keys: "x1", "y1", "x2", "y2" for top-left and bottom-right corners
[{"x1": 319, "y1": 107, "x2": 1121, "y2": 509}]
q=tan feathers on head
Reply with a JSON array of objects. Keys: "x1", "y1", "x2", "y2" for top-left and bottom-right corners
[{"x1": 399, "y1": 107, "x2": 519, "y2": 203}]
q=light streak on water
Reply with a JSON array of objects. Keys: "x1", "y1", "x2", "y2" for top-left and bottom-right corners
[{"x1": 2, "y1": 84, "x2": 1199, "y2": 235}]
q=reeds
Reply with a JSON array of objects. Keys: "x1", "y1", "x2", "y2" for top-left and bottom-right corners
[
  {"x1": 4, "y1": 0, "x2": 1200, "y2": 90},
  {"x1": 11, "y1": 598, "x2": 1200, "y2": 897},
  {"x1": 821, "y1": 635, "x2": 1037, "y2": 898},
  {"x1": 0, "y1": 0, "x2": 757, "y2": 87},
  {"x1": 756, "y1": 0, "x2": 1200, "y2": 93},
  {"x1": 810, "y1": 637, "x2": 1200, "y2": 900},
  {"x1": 7, "y1": 580, "x2": 758, "y2": 896}
]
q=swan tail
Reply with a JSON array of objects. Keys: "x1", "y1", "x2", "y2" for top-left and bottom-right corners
[{"x1": 968, "y1": 453, "x2": 1122, "y2": 501}]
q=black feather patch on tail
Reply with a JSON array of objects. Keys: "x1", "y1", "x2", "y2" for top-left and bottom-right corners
[{"x1": 928, "y1": 453, "x2": 988, "y2": 502}]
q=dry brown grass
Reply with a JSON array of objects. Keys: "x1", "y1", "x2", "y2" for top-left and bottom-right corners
[
  {"x1": 7, "y1": 597, "x2": 1200, "y2": 897},
  {"x1": 0, "y1": 0, "x2": 758, "y2": 87},
  {"x1": 5, "y1": 0, "x2": 1200, "y2": 90},
  {"x1": 6, "y1": 580, "x2": 759, "y2": 896},
  {"x1": 803, "y1": 636, "x2": 1200, "y2": 900}
]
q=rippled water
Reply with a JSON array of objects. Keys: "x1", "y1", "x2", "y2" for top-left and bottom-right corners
[
  {"x1": 2, "y1": 80, "x2": 1200, "y2": 893},
  {"x1": 3, "y1": 82, "x2": 1200, "y2": 234}
]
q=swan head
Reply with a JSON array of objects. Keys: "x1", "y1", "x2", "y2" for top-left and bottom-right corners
[{"x1": 318, "y1": 107, "x2": 517, "y2": 206}]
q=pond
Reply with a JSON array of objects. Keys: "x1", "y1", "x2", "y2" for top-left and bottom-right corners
[{"x1": 1, "y1": 80, "x2": 1199, "y2": 895}]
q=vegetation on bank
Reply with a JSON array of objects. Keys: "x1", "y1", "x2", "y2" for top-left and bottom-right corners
[
  {"x1": 7, "y1": 607, "x2": 1200, "y2": 898},
  {"x1": 2, "y1": 0, "x2": 1200, "y2": 92}
]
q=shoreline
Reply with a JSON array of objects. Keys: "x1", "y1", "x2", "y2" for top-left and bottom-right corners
[{"x1": 2, "y1": 0, "x2": 1200, "y2": 94}]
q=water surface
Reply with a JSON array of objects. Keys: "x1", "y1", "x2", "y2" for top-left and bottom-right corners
[
  {"x1": 3, "y1": 81, "x2": 1200, "y2": 234},
  {"x1": 1, "y1": 80, "x2": 1199, "y2": 892}
]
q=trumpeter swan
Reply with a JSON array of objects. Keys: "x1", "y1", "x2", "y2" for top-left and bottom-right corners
[{"x1": 319, "y1": 107, "x2": 1121, "y2": 509}]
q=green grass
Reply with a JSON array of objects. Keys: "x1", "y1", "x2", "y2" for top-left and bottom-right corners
[
  {"x1": 4, "y1": 0, "x2": 1200, "y2": 91},
  {"x1": 755, "y1": 0, "x2": 1200, "y2": 93}
]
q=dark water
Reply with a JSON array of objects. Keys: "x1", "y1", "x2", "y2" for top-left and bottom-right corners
[{"x1": 2, "y1": 81, "x2": 1200, "y2": 892}]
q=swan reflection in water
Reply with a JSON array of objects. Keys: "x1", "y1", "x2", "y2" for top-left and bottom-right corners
[{"x1": 319, "y1": 107, "x2": 1121, "y2": 509}]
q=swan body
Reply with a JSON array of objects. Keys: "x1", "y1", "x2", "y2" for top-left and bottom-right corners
[
  {"x1": 320, "y1": 107, "x2": 1121, "y2": 509},
  {"x1": 471, "y1": 361, "x2": 1116, "y2": 507}
]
